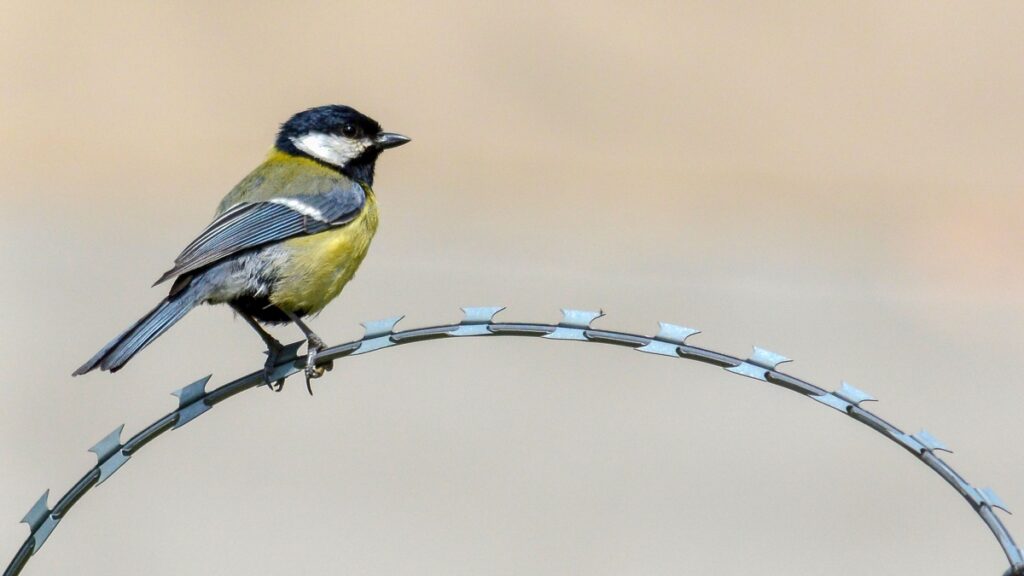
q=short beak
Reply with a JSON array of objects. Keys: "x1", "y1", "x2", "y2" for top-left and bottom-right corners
[{"x1": 374, "y1": 132, "x2": 411, "y2": 150}]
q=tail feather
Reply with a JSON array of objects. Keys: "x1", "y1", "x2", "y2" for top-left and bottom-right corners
[{"x1": 73, "y1": 286, "x2": 200, "y2": 376}]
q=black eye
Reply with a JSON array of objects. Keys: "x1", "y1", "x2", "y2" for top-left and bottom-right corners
[{"x1": 341, "y1": 124, "x2": 359, "y2": 138}]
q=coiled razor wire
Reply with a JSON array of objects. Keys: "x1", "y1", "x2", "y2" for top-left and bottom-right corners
[{"x1": 4, "y1": 307, "x2": 1022, "y2": 575}]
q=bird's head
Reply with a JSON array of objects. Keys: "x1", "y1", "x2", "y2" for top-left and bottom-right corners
[{"x1": 276, "y1": 104, "x2": 410, "y2": 185}]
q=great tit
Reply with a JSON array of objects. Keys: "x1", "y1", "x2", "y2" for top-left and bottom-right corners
[{"x1": 73, "y1": 104, "x2": 409, "y2": 391}]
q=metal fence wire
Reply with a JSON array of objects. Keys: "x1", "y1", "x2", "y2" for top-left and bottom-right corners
[{"x1": 4, "y1": 307, "x2": 1022, "y2": 575}]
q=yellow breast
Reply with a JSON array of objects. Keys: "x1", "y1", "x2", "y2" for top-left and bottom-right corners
[{"x1": 269, "y1": 192, "x2": 379, "y2": 315}]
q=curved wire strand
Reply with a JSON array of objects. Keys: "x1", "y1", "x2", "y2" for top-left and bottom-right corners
[{"x1": 4, "y1": 307, "x2": 1022, "y2": 576}]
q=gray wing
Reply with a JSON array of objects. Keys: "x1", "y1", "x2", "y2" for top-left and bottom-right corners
[{"x1": 154, "y1": 183, "x2": 366, "y2": 286}]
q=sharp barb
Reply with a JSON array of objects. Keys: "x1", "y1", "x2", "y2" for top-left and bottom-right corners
[
  {"x1": 96, "y1": 451, "x2": 130, "y2": 485},
  {"x1": 748, "y1": 347, "x2": 792, "y2": 370},
  {"x1": 637, "y1": 322, "x2": 701, "y2": 356},
  {"x1": 727, "y1": 347, "x2": 792, "y2": 381},
  {"x1": 543, "y1": 309, "x2": 605, "y2": 341},
  {"x1": 174, "y1": 403, "x2": 211, "y2": 429},
  {"x1": 459, "y1": 306, "x2": 505, "y2": 324},
  {"x1": 88, "y1": 424, "x2": 125, "y2": 463},
  {"x1": 360, "y1": 316, "x2": 405, "y2": 339},
  {"x1": 981, "y1": 488, "x2": 1012, "y2": 514},
  {"x1": 171, "y1": 374, "x2": 212, "y2": 408},
  {"x1": 653, "y1": 322, "x2": 701, "y2": 344},
  {"x1": 835, "y1": 381, "x2": 877, "y2": 405},
  {"x1": 173, "y1": 377, "x2": 213, "y2": 429},
  {"x1": 353, "y1": 316, "x2": 405, "y2": 354},
  {"x1": 263, "y1": 342, "x2": 304, "y2": 384},
  {"x1": 450, "y1": 307, "x2": 506, "y2": 336},
  {"x1": 21, "y1": 490, "x2": 50, "y2": 532},
  {"x1": 278, "y1": 341, "x2": 305, "y2": 363},
  {"x1": 262, "y1": 342, "x2": 304, "y2": 384},
  {"x1": 557, "y1": 308, "x2": 604, "y2": 329},
  {"x1": 914, "y1": 429, "x2": 953, "y2": 453},
  {"x1": 635, "y1": 340, "x2": 680, "y2": 356}
]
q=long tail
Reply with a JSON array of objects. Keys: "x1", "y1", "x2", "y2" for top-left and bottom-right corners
[{"x1": 73, "y1": 282, "x2": 202, "y2": 375}]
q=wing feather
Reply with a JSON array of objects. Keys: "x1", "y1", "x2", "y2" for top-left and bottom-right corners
[{"x1": 154, "y1": 183, "x2": 365, "y2": 285}]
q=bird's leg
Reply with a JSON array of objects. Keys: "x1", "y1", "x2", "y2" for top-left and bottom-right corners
[
  {"x1": 283, "y1": 311, "x2": 332, "y2": 395},
  {"x1": 231, "y1": 304, "x2": 286, "y2": 392}
]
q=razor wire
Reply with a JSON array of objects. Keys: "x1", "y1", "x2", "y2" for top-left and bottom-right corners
[{"x1": 4, "y1": 306, "x2": 1022, "y2": 576}]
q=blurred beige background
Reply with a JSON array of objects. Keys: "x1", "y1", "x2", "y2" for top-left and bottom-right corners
[{"x1": 2, "y1": 1, "x2": 1023, "y2": 574}]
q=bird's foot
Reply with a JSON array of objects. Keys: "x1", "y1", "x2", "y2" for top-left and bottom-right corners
[
  {"x1": 263, "y1": 341, "x2": 286, "y2": 392},
  {"x1": 304, "y1": 336, "x2": 333, "y2": 395}
]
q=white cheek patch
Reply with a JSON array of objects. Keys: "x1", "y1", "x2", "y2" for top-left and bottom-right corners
[{"x1": 290, "y1": 132, "x2": 370, "y2": 167}]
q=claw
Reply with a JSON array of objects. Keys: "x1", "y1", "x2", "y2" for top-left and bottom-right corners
[{"x1": 303, "y1": 338, "x2": 331, "y2": 395}]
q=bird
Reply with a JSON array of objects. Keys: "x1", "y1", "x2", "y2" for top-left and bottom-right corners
[{"x1": 73, "y1": 104, "x2": 410, "y2": 392}]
